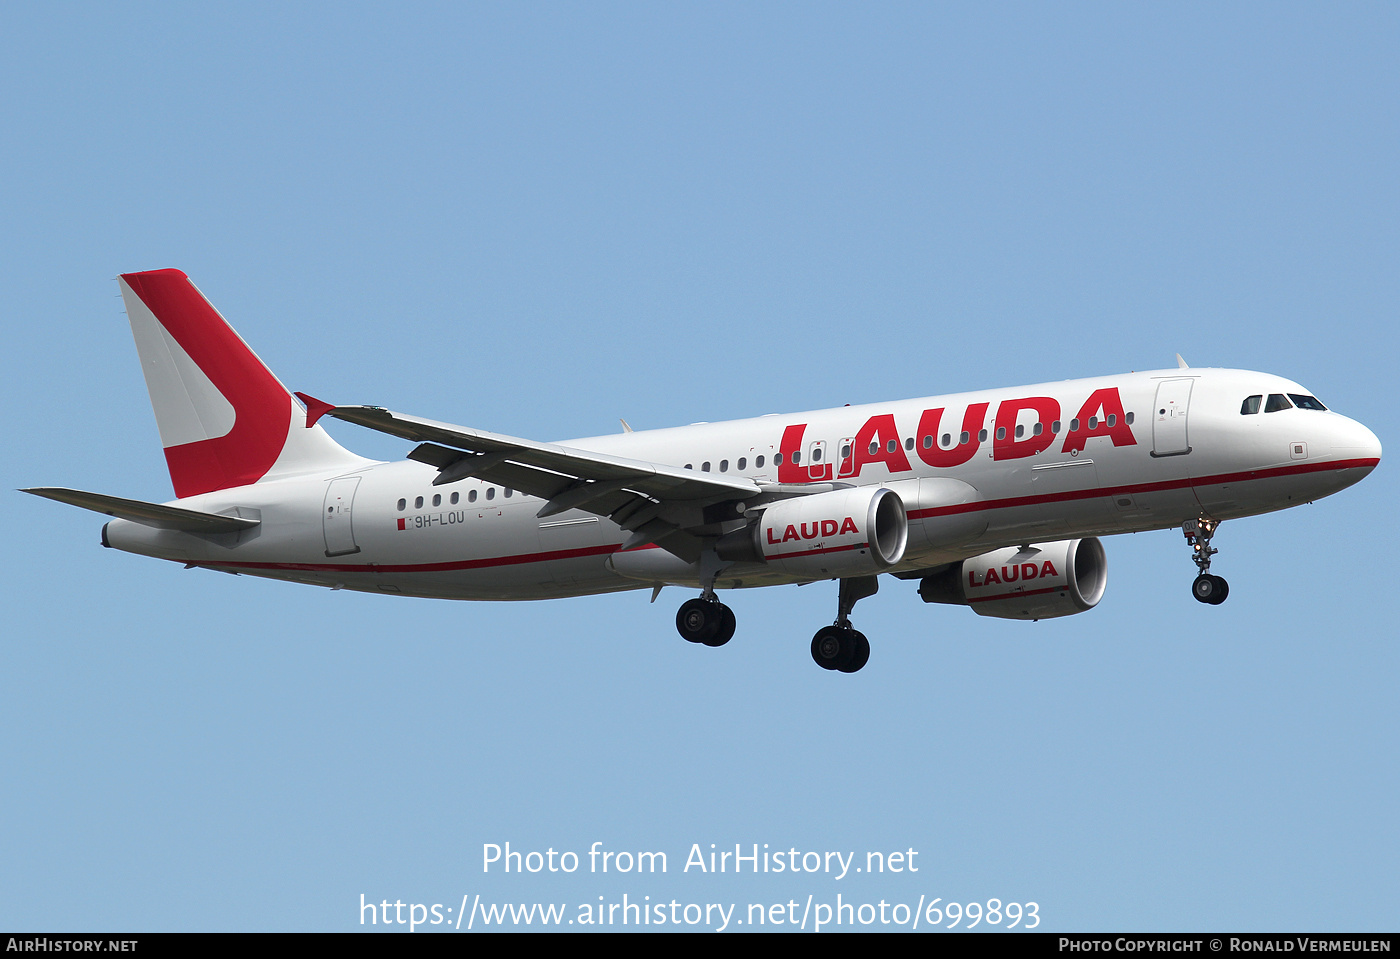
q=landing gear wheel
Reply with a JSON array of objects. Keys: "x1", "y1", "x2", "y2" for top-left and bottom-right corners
[
  {"x1": 703, "y1": 604, "x2": 737, "y2": 647},
  {"x1": 1212, "y1": 576, "x2": 1229, "y2": 604},
  {"x1": 811, "y1": 625, "x2": 855, "y2": 671},
  {"x1": 1206, "y1": 575, "x2": 1228, "y2": 605},
  {"x1": 838, "y1": 630, "x2": 870, "y2": 673},
  {"x1": 1192, "y1": 574, "x2": 1229, "y2": 605},
  {"x1": 676, "y1": 598, "x2": 721, "y2": 644}
]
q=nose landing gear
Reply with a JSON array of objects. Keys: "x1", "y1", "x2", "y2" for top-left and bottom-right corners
[
  {"x1": 1184, "y1": 517, "x2": 1229, "y2": 605},
  {"x1": 810, "y1": 576, "x2": 877, "y2": 673}
]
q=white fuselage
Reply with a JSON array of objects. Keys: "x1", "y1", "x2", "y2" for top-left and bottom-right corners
[{"x1": 103, "y1": 367, "x2": 1381, "y2": 600}]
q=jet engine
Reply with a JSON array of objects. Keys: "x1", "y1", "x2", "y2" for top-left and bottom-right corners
[
  {"x1": 917, "y1": 537, "x2": 1107, "y2": 620},
  {"x1": 717, "y1": 486, "x2": 908, "y2": 578}
]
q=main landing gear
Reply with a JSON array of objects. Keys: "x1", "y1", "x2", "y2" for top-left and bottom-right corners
[
  {"x1": 675, "y1": 595, "x2": 736, "y2": 647},
  {"x1": 810, "y1": 576, "x2": 877, "y2": 673},
  {"x1": 675, "y1": 550, "x2": 737, "y2": 647},
  {"x1": 674, "y1": 576, "x2": 878, "y2": 673},
  {"x1": 1184, "y1": 517, "x2": 1229, "y2": 605}
]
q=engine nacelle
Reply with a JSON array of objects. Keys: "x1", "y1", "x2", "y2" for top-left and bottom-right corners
[
  {"x1": 918, "y1": 537, "x2": 1107, "y2": 620},
  {"x1": 719, "y1": 487, "x2": 908, "y2": 578}
]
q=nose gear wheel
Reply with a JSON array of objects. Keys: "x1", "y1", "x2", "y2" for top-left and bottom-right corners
[{"x1": 1192, "y1": 573, "x2": 1229, "y2": 605}]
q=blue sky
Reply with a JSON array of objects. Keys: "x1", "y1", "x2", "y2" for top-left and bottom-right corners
[{"x1": 2, "y1": 3, "x2": 1396, "y2": 932}]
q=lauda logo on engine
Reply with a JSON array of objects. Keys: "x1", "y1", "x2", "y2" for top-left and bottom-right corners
[
  {"x1": 968, "y1": 560, "x2": 1060, "y2": 589},
  {"x1": 765, "y1": 517, "x2": 860, "y2": 545},
  {"x1": 777, "y1": 387, "x2": 1136, "y2": 482}
]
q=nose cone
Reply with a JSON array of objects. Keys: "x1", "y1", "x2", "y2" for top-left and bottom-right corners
[{"x1": 1330, "y1": 415, "x2": 1382, "y2": 471}]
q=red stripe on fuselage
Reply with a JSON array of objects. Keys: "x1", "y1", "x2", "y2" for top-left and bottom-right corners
[{"x1": 906, "y1": 457, "x2": 1379, "y2": 521}]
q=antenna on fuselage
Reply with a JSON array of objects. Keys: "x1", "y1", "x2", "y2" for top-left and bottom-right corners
[{"x1": 1176, "y1": 354, "x2": 1189, "y2": 369}]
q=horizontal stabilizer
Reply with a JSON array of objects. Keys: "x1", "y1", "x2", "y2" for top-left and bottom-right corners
[{"x1": 22, "y1": 487, "x2": 260, "y2": 533}]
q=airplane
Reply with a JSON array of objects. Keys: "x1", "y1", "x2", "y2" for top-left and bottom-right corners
[{"x1": 25, "y1": 269, "x2": 1382, "y2": 673}]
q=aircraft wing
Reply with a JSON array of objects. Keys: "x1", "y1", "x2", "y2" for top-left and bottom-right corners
[{"x1": 309, "y1": 400, "x2": 764, "y2": 562}]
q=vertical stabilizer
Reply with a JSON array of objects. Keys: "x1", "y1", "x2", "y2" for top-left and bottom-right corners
[{"x1": 118, "y1": 269, "x2": 369, "y2": 497}]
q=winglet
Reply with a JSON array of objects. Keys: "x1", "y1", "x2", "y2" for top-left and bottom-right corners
[
  {"x1": 294, "y1": 392, "x2": 337, "y2": 429},
  {"x1": 1176, "y1": 353, "x2": 1189, "y2": 369}
]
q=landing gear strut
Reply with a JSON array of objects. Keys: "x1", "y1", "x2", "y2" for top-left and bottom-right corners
[
  {"x1": 1184, "y1": 517, "x2": 1229, "y2": 605},
  {"x1": 810, "y1": 576, "x2": 876, "y2": 673}
]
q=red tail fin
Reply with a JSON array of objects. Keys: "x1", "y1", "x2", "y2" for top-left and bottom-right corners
[{"x1": 118, "y1": 269, "x2": 365, "y2": 497}]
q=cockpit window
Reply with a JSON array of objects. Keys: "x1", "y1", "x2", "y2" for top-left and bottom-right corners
[
  {"x1": 1264, "y1": 394, "x2": 1292, "y2": 413},
  {"x1": 1240, "y1": 395, "x2": 1262, "y2": 415},
  {"x1": 1288, "y1": 394, "x2": 1327, "y2": 411}
]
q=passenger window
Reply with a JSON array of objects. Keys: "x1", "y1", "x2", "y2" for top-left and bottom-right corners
[
  {"x1": 1241, "y1": 395, "x2": 1262, "y2": 415},
  {"x1": 1125, "y1": 412, "x2": 1134, "y2": 425},
  {"x1": 397, "y1": 498, "x2": 406, "y2": 511},
  {"x1": 720, "y1": 460, "x2": 729, "y2": 472},
  {"x1": 469, "y1": 489, "x2": 477, "y2": 503},
  {"x1": 737, "y1": 457, "x2": 747, "y2": 470},
  {"x1": 451, "y1": 492, "x2": 459, "y2": 505},
  {"x1": 1051, "y1": 421, "x2": 1061, "y2": 434},
  {"x1": 1106, "y1": 414, "x2": 1116, "y2": 428},
  {"x1": 432, "y1": 494, "x2": 441, "y2": 507},
  {"x1": 756, "y1": 455, "x2": 765, "y2": 468},
  {"x1": 1032, "y1": 422, "x2": 1043, "y2": 436},
  {"x1": 1015, "y1": 425, "x2": 1024, "y2": 438},
  {"x1": 869, "y1": 442, "x2": 879, "y2": 455},
  {"x1": 960, "y1": 430, "x2": 970, "y2": 445},
  {"x1": 792, "y1": 451, "x2": 801, "y2": 464},
  {"x1": 504, "y1": 488, "x2": 513, "y2": 498},
  {"x1": 702, "y1": 462, "x2": 711, "y2": 472},
  {"x1": 978, "y1": 429, "x2": 988, "y2": 442},
  {"x1": 1265, "y1": 394, "x2": 1292, "y2": 413},
  {"x1": 775, "y1": 453, "x2": 783, "y2": 465},
  {"x1": 486, "y1": 488, "x2": 495, "y2": 500},
  {"x1": 887, "y1": 439, "x2": 897, "y2": 453},
  {"x1": 904, "y1": 437, "x2": 914, "y2": 450},
  {"x1": 415, "y1": 496, "x2": 424, "y2": 509},
  {"x1": 941, "y1": 433, "x2": 951, "y2": 448},
  {"x1": 1289, "y1": 394, "x2": 1327, "y2": 411},
  {"x1": 996, "y1": 427, "x2": 1006, "y2": 440},
  {"x1": 1070, "y1": 418, "x2": 1080, "y2": 432},
  {"x1": 1088, "y1": 416, "x2": 1098, "y2": 429},
  {"x1": 922, "y1": 435, "x2": 933, "y2": 449}
]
